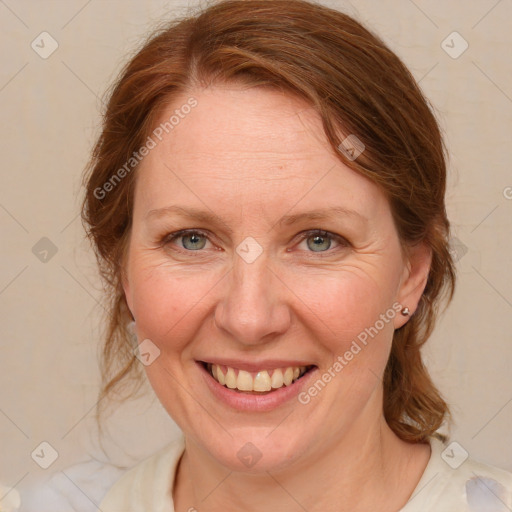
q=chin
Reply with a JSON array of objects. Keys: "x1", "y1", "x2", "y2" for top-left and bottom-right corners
[{"x1": 205, "y1": 431, "x2": 307, "y2": 473}]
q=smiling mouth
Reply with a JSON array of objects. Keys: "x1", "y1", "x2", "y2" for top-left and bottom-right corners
[{"x1": 200, "y1": 362, "x2": 316, "y2": 394}]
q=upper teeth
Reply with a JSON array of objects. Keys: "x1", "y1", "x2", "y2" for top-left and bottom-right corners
[{"x1": 207, "y1": 364, "x2": 309, "y2": 392}]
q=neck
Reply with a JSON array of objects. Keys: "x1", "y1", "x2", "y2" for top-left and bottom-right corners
[{"x1": 173, "y1": 397, "x2": 430, "y2": 512}]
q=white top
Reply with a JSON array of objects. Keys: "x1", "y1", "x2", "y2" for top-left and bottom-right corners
[{"x1": 99, "y1": 435, "x2": 512, "y2": 512}]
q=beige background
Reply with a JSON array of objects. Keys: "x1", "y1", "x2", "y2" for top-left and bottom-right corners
[{"x1": 1, "y1": 0, "x2": 511, "y2": 507}]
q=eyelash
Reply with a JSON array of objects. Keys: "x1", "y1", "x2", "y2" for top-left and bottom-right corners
[{"x1": 160, "y1": 229, "x2": 349, "y2": 257}]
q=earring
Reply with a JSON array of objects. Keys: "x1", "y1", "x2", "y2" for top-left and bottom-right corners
[{"x1": 401, "y1": 307, "x2": 410, "y2": 316}]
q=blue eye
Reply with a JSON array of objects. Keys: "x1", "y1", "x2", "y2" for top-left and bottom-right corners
[
  {"x1": 304, "y1": 232, "x2": 332, "y2": 252},
  {"x1": 296, "y1": 230, "x2": 348, "y2": 254},
  {"x1": 161, "y1": 229, "x2": 348, "y2": 255},
  {"x1": 165, "y1": 230, "x2": 210, "y2": 251}
]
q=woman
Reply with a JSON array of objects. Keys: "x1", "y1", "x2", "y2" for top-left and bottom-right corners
[{"x1": 81, "y1": 0, "x2": 512, "y2": 510}]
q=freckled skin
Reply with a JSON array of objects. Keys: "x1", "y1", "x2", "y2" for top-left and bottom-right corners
[{"x1": 122, "y1": 85, "x2": 433, "y2": 511}]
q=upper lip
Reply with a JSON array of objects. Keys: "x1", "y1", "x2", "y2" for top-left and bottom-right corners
[{"x1": 198, "y1": 358, "x2": 316, "y2": 372}]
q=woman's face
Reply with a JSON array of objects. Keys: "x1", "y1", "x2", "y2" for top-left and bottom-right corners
[{"x1": 122, "y1": 85, "x2": 430, "y2": 471}]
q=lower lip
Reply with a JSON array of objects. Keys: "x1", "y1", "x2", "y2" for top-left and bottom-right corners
[{"x1": 197, "y1": 361, "x2": 318, "y2": 412}]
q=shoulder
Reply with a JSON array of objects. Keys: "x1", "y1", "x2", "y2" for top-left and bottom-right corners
[
  {"x1": 404, "y1": 436, "x2": 512, "y2": 511},
  {"x1": 449, "y1": 452, "x2": 512, "y2": 511},
  {"x1": 99, "y1": 436, "x2": 185, "y2": 512}
]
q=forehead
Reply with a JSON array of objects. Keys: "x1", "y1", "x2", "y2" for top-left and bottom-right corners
[
  {"x1": 134, "y1": 85, "x2": 386, "y2": 221},
  {"x1": 155, "y1": 85, "x2": 329, "y2": 164}
]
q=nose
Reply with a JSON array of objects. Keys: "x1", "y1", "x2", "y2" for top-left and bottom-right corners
[{"x1": 214, "y1": 250, "x2": 291, "y2": 347}]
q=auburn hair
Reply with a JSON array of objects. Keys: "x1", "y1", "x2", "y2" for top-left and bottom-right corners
[{"x1": 81, "y1": 0, "x2": 456, "y2": 443}]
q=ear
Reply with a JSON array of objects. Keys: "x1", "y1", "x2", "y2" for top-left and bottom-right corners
[{"x1": 394, "y1": 241, "x2": 432, "y2": 329}]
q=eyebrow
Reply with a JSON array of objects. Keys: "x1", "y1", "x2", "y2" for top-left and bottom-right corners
[
  {"x1": 145, "y1": 205, "x2": 367, "y2": 230},
  {"x1": 146, "y1": 206, "x2": 228, "y2": 227},
  {"x1": 278, "y1": 206, "x2": 367, "y2": 226}
]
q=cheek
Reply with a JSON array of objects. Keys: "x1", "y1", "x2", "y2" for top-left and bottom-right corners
[
  {"x1": 127, "y1": 260, "x2": 217, "y2": 421},
  {"x1": 128, "y1": 247, "x2": 401, "y2": 361},
  {"x1": 128, "y1": 259, "x2": 219, "y2": 350},
  {"x1": 293, "y1": 269, "x2": 397, "y2": 346}
]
